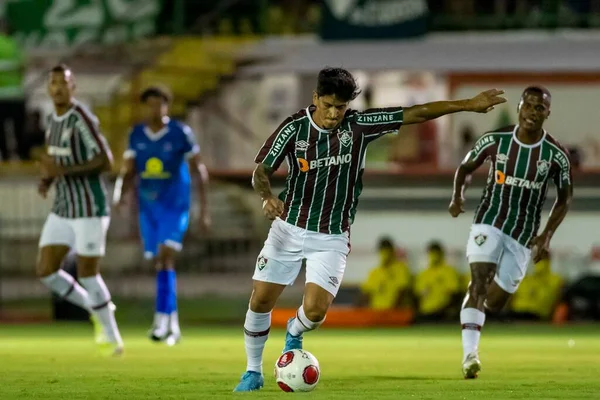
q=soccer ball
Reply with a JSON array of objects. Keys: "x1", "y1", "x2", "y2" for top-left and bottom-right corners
[{"x1": 274, "y1": 349, "x2": 320, "y2": 392}]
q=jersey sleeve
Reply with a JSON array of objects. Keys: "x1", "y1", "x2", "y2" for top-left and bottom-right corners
[
  {"x1": 464, "y1": 133, "x2": 495, "y2": 164},
  {"x1": 75, "y1": 110, "x2": 112, "y2": 161},
  {"x1": 123, "y1": 128, "x2": 136, "y2": 160},
  {"x1": 355, "y1": 107, "x2": 403, "y2": 142},
  {"x1": 552, "y1": 148, "x2": 572, "y2": 190},
  {"x1": 182, "y1": 124, "x2": 200, "y2": 160},
  {"x1": 254, "y1": 116, "x2": 296, "y2": 170}
]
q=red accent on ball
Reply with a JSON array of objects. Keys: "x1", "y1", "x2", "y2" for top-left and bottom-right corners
[
  {"x1": 302, "y1": 365, "x2": 319, "y2": 385},
  {"x1": 278, "y1": 381, "x2": 294, "y2": 392},
  {"x1": 277, "y1": 351, "x2": 295, "y2": 368}
]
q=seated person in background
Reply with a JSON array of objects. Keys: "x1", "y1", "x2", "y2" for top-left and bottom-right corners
[
  {"x1": 414, "y1": 241, "x2": 460, "y2": 320},
  {"x1": 510, "y1": 252, "x2": 562, "y2": 320},
  {"x1": 358, "y1": 237, "x2": 412, "y2": 310}
]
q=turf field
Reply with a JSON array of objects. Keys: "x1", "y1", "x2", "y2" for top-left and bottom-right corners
[{"x1": 0, "y1": 323, "x2": 599, "y2": 399}]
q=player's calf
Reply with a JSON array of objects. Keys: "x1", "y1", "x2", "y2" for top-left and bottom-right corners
[
  {"x1": 239, "y1": 280, "x2": 286, "y2": 382},
  {"x1": 285, "y1": 283, "x2": 332, "y2": 352},
  {"x1": 38, "y1": 246, "x2": 93, "y2": 315},
  {"x1": 151, "y1": 245, "x2": 180, "y2": 342},
  {"x1": 460, "y1": 262, "x2": 496, "y2": 371},
  {"x1": 484, "y1": 280, "x2": 513, "y2": 313},
  {"x1": 77, "y1": 256, "x2": 124, "y2": 352}
]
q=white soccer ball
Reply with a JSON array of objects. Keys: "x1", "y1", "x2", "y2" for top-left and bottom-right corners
[{"x1": 274, "y1": 349, "x2": 320, "y2": 392}]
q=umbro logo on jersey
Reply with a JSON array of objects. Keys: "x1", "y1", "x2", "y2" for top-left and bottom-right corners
[
  {"x1": 295, "y1": 140, "x2": 309, "y2": 152},
  {"x1": 338, "y1": 130, "x2": 353, "y2": 147},
  {"x1": 496, "y1": 153, "x2": 508, "y2": 164}
]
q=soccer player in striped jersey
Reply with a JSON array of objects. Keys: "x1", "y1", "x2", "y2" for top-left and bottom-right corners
[
  {"x1": 449, "y1": 86, "x2": 573, "y2": 379},
  {"x1": 234, "y1": 67, "x2": 506, "y2": 391},
  {"x1": 113, "y1": 86, "x2": 210, "y2": 345},
  {"x1": 36, "y1": 64, "x2": 124, "y2": 355}
]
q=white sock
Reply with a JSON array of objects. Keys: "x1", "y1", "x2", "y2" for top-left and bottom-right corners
[
  {"x1": 244, "y1": 309, "x2": 271, "y2": 373},
  {"x1": 460, "y1": 308, "x2": 486, "y2": 361},
  {"x1": 153, "y1": 312, "x2": 169, "y2": 337},
  {"x1": 288, "y1": 304, "x2": 324, "y2": 337},
  {"x1": 170, "y1": 311, "x2": 180, "y2": 336},
  {"x1": 80, "y1": 275, "x2": 123, "y2": 346},
  {"x1": 41, "y1": 270, "x2": 91, "y2": 312}
]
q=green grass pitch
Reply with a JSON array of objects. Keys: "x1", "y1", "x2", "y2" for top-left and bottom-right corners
[{"x1": 0, "y1": 323, "x2": 599, "y2": 399}]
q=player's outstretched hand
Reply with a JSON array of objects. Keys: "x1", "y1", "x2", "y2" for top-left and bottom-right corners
[
  {"x1": 530, "y1": 233, "x2": 550, "y2": 264},
  {"x1": 448, "y1": 197, "x2": 465, "y2": 218},
  {"x1": 467, "y1": 89, "x2": 506, "y2": 113},
  {"x1": 262, "y1": 195, "x2": 284, "y2": 220}
]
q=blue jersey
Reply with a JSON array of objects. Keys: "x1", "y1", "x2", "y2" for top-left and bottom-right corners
[{"x1": 125, "y1": 119, "x2": 199, "y2": 210}]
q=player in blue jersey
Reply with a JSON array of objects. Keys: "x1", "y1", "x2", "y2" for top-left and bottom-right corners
[{"x1": 113, "y1": 86, "x2": 211, "y2": 344}]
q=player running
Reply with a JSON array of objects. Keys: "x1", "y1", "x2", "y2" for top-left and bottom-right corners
[
  {"x1": 233, "y1": 67, "x2": 506, "y2": 391},
  {"x1": 449, "y1": 86, "x2": 573, "y2": 379},
  {"x1": 37, "y1": 64, "x2": 124, "y2": 355},
  {"x1": 113, "y1": 86, "x2": 210, "y2": 345}
]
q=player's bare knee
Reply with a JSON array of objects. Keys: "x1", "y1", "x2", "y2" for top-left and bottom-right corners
[
  {"x1": 249, "y1": 285, "x2": 279, "y2": 313},
  {"x1": 36, "y1": 251, "x2": 60, "y2": 278},
  {"x1": 249, "y1": 293, "x2": 276, "y2": 313},
  {"x1": 77, "y1": 256, "x2": 100, "y2": 277},
  {"x1": 36, "y1": 258, "x2": 57, "y2": 278},
  {"x1": 301, "y1": 297, "x2": 329, "y2": 322},
  {"x1": 157, "y1": 246, "x2": 176, "y2": 270},
  {"x1": 469, "y1": 281, "x2": 488, "y2": 303},
  {"x1": 302, "y1": 306, "x2": 327, "y2": 323}
]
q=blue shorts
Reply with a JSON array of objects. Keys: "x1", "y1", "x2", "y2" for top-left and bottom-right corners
[{"x1": 139, "y1": 203, "x2": 189, "y2": 259}]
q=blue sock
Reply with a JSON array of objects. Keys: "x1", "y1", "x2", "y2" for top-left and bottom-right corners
[
  {"x1": 155, "y1": 270, "x2": 170, "y2": 314},
  {"x1": 166, "y1": 269, "x2": 177, "y2": 314}
]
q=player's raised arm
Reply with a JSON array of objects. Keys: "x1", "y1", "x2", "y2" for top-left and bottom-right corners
[
  {"x1": 449, "y1": 133, "x2": 496, "y2": 218},
  {"x1": 403, "y1": 89, "x2": 506, "y2": 125},
  {"x1": 531, "y1": 151, "x2": 574, "y2": 263}
]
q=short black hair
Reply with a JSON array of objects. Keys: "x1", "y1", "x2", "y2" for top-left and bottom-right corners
[
  {"x1": 378, "y1": 237, "x2": 395, "y2": 251},
  {"x1": 522, "y1": 85, "x2": 551, "y2": 104},
  {"x1": 50, "y1": 63, "x2": 72, "y2": 75},
  {"x1": 140, "y1": 86, "x2": 172, "y2": 103},
  {"x1": 427, "y1": 241, "x2": 444, "y2": 254},
  {"x1": 316, "y1": 67, "x2": 361, "y2": 102}
]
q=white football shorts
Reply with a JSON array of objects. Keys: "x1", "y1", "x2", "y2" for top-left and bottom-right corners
[{"x1": 252, "y1": 218, "x2": 350, "y2": 297}]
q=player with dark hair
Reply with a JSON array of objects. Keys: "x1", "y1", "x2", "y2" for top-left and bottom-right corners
[
  {"x1": 113, "y1": 85, "x2": 210, "y2": 345},
  {"x1": 234, "y1": 67, "x2": 506, "y2": 391},
  {"x1": 37, "y1": 64, "x2": 124, "y2": 355},
  {"x1": 449, "y1": 85, "x2": 573, "y2": 379}
]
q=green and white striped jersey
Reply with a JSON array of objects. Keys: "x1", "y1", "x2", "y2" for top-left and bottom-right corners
[
  {"x1": 255, "y1": 105, "x2": 403, "y2": 234},
  {"x1": 45, "y1": 101, "x2": 111, "y2": 218},
  {"x1": 468, "y1": 125, "x2": 572, "y2": 246}
]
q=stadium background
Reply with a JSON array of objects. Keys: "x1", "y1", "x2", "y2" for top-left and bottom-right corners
[
  {"x1": 2, "y1": 0, "x2": 599, "y2": 319},
  {"x1": 1, "y1": 2, "x2": 600, "y2": 398}
]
